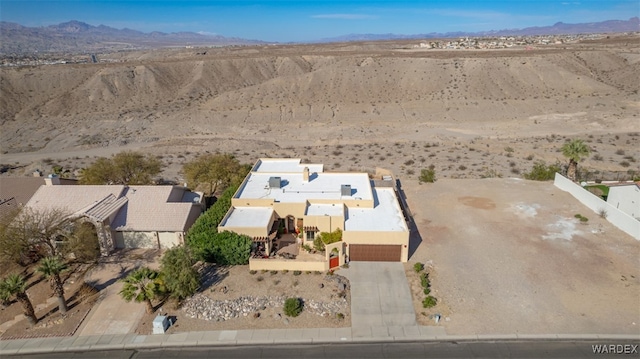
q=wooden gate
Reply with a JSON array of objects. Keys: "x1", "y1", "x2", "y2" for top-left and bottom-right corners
[{"x1": 329, "y1": 256, "x2": 339, "y2": 269}]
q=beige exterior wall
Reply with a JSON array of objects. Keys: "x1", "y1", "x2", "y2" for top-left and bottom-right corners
[
  {"x1": 114, "y1": 231, "x2": 184, "y2": 249},
  {"x1": 249, "y1": 258, "x2": 328, "y2": 272},
  {"x1": 272, "y1": 202, "x2": 307, "y2": 218},
  {"x1": 303, "y1": 214, "x2": 344, "y2": 233},
  {"x1": 158, "y1": 232, "x2": 182, "y2": 249},
  {"x1": 343, "y1": 231, "x2": 409, "y2": 262},
  {"x1": 115, "y1": 231, "x2": 156, "y2": 249},
  {"x1": 305, "y1": 198, "x2": 374, "y2": 208}
]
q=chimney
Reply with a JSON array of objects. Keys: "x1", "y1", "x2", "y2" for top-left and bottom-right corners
[
  {"x1": 303, "y1": 167, "x2": 310, "y2": 182},
  {"x1": 44, "y1": 174, "x2": 60, "y2": 186}
]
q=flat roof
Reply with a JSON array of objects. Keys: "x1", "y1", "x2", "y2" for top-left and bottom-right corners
[
  {"x1": 237, "y1": 172, "x2": 373, "y2": 203},
  {"x1": 253, "y1": 158, "x2": 324, "y2": 173},
  {"x1": 345, "y1": 188, "x2": 408, "y2": 232},
  {"x1": 306, "y1": 203, "x2": 344, "y2": 216},
  {"x1": 221, "y1": 207, "x2": 274, "y2": 228}
]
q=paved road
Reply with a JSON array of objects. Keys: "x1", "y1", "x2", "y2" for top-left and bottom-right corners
[
  {"x1": 5, "y1": 340, "x2": 637, "y2": 359},
  {"x1": 341, "y1": 262, "x2": 438, "y2": 338}
]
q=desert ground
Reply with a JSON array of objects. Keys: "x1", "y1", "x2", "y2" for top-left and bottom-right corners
[
  {"x1": 0, "y1": 35, "x2": 638, "y2": 182},
  {"x1": 403, "y1": 178, "x2": 639, "y2": 335}
]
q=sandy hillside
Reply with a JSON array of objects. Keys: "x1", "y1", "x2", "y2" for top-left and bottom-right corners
[{"x1": 0, "y1": 35, "x2": 638, "y2": 181}]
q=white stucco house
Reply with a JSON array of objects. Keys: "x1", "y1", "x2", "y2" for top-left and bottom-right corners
[{"x1": 606, "y1": 182, "x2": 640, "y2": 220}]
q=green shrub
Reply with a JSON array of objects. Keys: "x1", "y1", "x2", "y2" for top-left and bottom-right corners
[
  {"x1": 313, "y1": 228, "x2": 342, "y2": 251},
  {"x1": 423, "y1": 288, "x2": 431, "y2": 295},
  {"x1": 419, "y1": 168, "x2": 436, "y2": 183},
  {"x1": 336, "y1": 313, "x2": 345, "y2": 320},
  {"x1": 523, "y1": 161, "x2": 561, "y2": 181},
  {"x1": 420, "y1": 273, "x2": 430, "y2": 289},
  {"x1": 413, "y1": 262, "x2": 424, "y2": 273},
  {"x1": 185, "y1": 185, "x2": 239, "y2": 261},
  {"x1": 283, "y1": 297, "x2": 303, "y2": 317},
  {"x1": 574, "y1": 213, "x2": 582, "y2": 218},
  {"x1": 422, "y1": 296, "x2": 437, "y2": 308},
  {"x1": 160, "y1": 246, "x2": 199, "y2": 301},
  {"x1": 579, "y1": 216, "x2": 589, "y2": 223}
]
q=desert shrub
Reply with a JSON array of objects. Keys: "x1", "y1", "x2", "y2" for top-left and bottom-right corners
[
  {"x1": 256, "y1": 276, "x2": 264, "y2": 282},
  {"x1": 336, "y1": 313, "x2": 345, "y2": 320},
  {"x1": 420, "y1": 273, "x2": 430, "y2": 289},
  {"x1": 249, "y1": 270, "x2": 257, "y2": 275},
  {"x1": 598, "y1": 208, "x2": 608, "y2": 219},
  {"x1": 283, "y1": 297, "x2": 303, "y2": 317},
  {"x1": 422, "y1": 296, "x2": 437, "y2": 308},
  {"x1": 76, "y1": 283, "x2": 99, "y2": 304},
  {"x1": 419, "y1": 168, "x2": 436, "y2": 183},
  {"x1": 523, "y1": 161, "x2": 561, "y2": 181},
  {"x1": 293, "y1": 270, "x2": 302, "y2": 276},
  {"x1": 413, "y1": 262, "x2": 424, "y2": 273},
  {"x1": 270, "y1": 270, "x2": 278, "y2": 275}
]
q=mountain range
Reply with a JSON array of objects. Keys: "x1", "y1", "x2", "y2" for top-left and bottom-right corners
[
  {"x1": 1, "y1": 17, "x2": 638, "y2": 55},
  {"x1": 0, "y1": 20, "x2": 264, "y2": 55},
  {"x1": 318, "y1": 17, "x2": 639, "y2": 42}
]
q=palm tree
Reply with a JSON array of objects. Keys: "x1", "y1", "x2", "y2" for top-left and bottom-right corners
[
  {"x1": 36, "y1": 256, "x2": 68, "y2": 314},
  {"x1": 0, "y1": 274, "x2": 37, "y2": 326},
  {"x1": 561, "y1": 139, "x2": 590, "y2": 181},
  {"x1": 119, "y1": 267, "x2": 164, "y2": 314}
]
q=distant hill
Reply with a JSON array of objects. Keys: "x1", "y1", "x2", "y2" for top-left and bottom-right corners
[
  {"x1": 0, "y1": 20, "x2": 264, "y2": 54},
  {"x1": 318, "y1": 17, "x2": 640, "y2": 42}
]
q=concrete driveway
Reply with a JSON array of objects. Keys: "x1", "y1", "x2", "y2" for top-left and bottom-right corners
[
  {"x1": 76, "y1": 250, "x2": 160, "y2": 336},
  {"x1": 342, "y1": 262, "x2": 418, "y2": 337}
]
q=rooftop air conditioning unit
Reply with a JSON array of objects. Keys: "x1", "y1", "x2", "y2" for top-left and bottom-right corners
[
  {"x1": 269, "y1": 177, "x2": 282, "y2": 189},
  {"x1": 341, "y1": 184, "x2": 351, "y2": 196}
]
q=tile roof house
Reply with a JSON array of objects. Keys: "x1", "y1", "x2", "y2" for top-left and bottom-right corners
[
  {"x1": 25, "y1": 181, "x2": 204, "y2": 255},
  {"x1": 218, "y1": 159, "x2": 410, "y2": 271},
  {"x1": 0, "y1": 175, "x2": 77, "y2": 222}
]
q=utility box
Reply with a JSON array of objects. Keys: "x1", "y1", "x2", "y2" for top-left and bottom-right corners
[{"x1": 152, "y1": 315, "x2": 170, "y2": 334}]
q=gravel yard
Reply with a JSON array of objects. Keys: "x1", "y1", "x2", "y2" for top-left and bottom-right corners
[
  {"x1": 403, "y1": 178, "x2": 640, "y2": 335},
  {"x1": 135, "y1": 265, "x2": 350, "y2": 334}
]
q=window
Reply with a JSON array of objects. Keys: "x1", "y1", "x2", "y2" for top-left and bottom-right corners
[{"x1": 306, "y1": 231, "x2": 315, "y2": 241}]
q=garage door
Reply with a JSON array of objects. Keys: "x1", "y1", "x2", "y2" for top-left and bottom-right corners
[{"x1": 349, "y1": 244, "x2": 401, "y2": 262}]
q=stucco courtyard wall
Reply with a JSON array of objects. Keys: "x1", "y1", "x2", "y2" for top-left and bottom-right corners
[{"x1": 554, "y1": 173, "x2": 639, "y2": 240}]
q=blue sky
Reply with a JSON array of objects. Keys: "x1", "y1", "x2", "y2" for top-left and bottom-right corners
[{"x1": 1, "y1": 1, "x2": 638, "y2": 42}]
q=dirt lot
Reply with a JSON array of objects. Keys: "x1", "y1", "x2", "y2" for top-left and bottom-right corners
[{"x1": 403, "y1": 177, "x2": 640, "y2": 335}]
